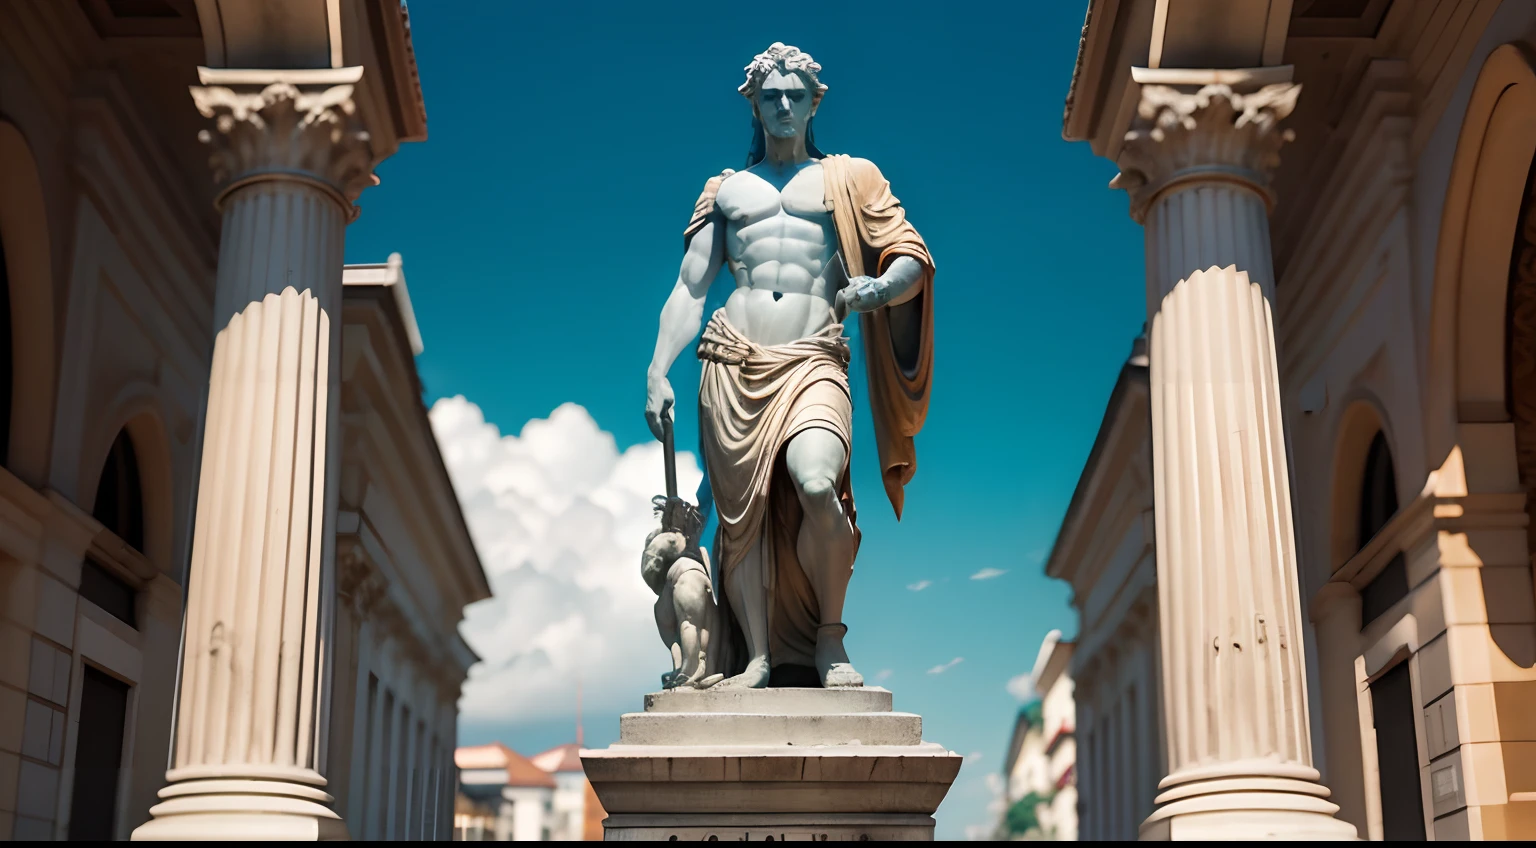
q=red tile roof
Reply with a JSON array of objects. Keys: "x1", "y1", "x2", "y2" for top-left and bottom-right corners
[
  {"x1": 455, "y1": 742, "x2": 557, "y2": 788},
  {"x1": 532, "y1": 742, "x2": 585, "y2": 774}
]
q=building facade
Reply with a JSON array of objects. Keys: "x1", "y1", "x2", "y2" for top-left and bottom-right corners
[
  {"x1": 455, "y1": 742, "x2": 607, "y2": 841},
  {"x1": 0, "y1": 0, "x2": 488, "y2": 840},
  {"x1": 1052, "y1": 0, "x2": 1536, "y2": 840},
  {"x1": 456, "y1": 743, "x2": 557, "y2": 842},
  {"x1": 1044, "y1": 336, "x2": 1164, "y2": 842},
  {"x1": 996, "y1": 631, "x2": 1079, "y2": 841}
]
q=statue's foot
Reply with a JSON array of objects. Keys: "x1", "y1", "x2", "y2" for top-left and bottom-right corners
[
  {"x1": 716, "y1": 657, "x2": 771, "y2": 689},
  {"x1": 816, "y1": 624, "x2": 864, "y2": 688},
  {"x1": 688, "y1": 673, "x2": 725, "y2": 690}
]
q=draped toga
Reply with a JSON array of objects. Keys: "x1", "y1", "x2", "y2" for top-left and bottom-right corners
[{"x1": 684, "y1": 154, "x2": 936, "y2": 674}]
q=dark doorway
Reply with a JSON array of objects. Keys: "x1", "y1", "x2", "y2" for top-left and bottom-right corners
[
  {"x1": 1371, "y1": 662, "x2": 1426, "y2": 840},
  {"x1": 67, "y1": 666, "x2": 131, "y2": 841}
]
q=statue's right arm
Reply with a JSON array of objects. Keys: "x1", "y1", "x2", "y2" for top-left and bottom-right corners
[{"x1": 645, "y1": 214, "x2": 726, "y2": 440}]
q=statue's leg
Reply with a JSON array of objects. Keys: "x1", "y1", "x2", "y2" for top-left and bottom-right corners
[
  {"x1": 719, "y1": 540, "x2": 772, "y2": 688},
  {"x1": 673, "y1": 570, "x2": 711, "y2": 684},
  {"x1": 785, "y1": 428, "x2": 862, "y2": 688}
]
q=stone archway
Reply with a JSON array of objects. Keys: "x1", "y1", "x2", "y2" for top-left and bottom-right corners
[
  {"x1": 1425, "y1": 44, "x2": 1536, "y2": 482},
  {"x1": 0, "y1": 121, "x2": 56, "y2": 486},
  {"x1": 1507, "y1": 147, "x2": 1536, "y2": 557}
]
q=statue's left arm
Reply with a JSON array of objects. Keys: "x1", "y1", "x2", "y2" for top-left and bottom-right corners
[{"x1": 824, "y1": 155, "x2": 935, "y2": 517}]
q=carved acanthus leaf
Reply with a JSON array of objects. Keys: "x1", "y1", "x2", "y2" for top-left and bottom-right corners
[
  {"x1": 190, "y1": 81, "x2": 377, "y2": 209},
  {"x1": 1113, "y1": 82, "x2": 1301, "y2": 221}
]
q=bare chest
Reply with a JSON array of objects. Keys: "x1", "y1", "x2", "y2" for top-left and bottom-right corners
[{"x1": 717, "y1": 166, "x2": 832, "y2": 243}]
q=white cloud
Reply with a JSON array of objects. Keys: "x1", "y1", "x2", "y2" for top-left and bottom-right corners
[
  {"x1": 1006, "y1": 672, "x2": 1037, "y2": 702},
  {"x1": 965, "y1": 751, "x2": 984, "y2": 762},
  {"x1": 430, "y1": 396, "x2": 704, "y2": 726},
  {"x1": 927, "y1": 656, "x2": 964, "y2": 675},
  {"x1": 907, "y1": 579, "x2": 932, "y2": 592},
  {"x1": 970, "y1": 568, "x2": 1007, "y2": 581},
  {"x1": 874, "y1": 669, "x2": 893, "y2": 684}
]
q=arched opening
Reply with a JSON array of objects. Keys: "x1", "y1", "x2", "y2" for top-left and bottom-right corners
[
  {"x1": 1358, "y1": 431, "x2": 1399, "y2": 545},
  {"x1": 1357, "y1": 432, "x2": 1408, "y2": 627},
  {"x1": 0, "y1": 121, "x2": 53, "y2": 484},
  {"x1": 83, "y1": 429, "x2": 144, "y2": 630},
  {"x1": 92, "y1": 429, "x2": 145, "y2": 552},
  {"x1": 1505, "y1": 142, "x2": 1536, "y2": 561}
]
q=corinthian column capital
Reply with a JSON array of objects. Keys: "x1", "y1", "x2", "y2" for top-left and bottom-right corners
[
  {"x1": 190, "y1": 67, "x2": 376, "y2": 216},
  {"x1": 1112, "y1": 69, "x2": 1300, "y2": 223}
]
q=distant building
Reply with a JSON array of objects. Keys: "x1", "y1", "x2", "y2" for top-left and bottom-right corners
[
  {"x1": 1044, "y1": 336, "x2": 1163, "y2": 842},
  {"x1": 1035, "y1": 635, "x2": 1077, "y2": 842},
  {"x1": 999, "y1": 699, "x2": 1047, "y2": 840},
  {"x1": 996, "y1": 632, "x2": 1078, "y2": 841},
  {"x1": 456, "y1": 743, "x2": 556, "y2": 841},
  {"x1": 455, "y1": 742, "x2": 606, "y2": 840}
]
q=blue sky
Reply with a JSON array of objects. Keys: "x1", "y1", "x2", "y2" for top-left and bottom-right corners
[{"x1": 345, "y1": 0, "x2": 1147, "y2": 838}]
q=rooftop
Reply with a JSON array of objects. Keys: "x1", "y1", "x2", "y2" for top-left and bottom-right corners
[{"x1": 455, "y1": 742, "x2": 557, "y2": 789}]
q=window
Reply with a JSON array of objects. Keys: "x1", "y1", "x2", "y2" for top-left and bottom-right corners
[
  {"x1": 67, "y1": 666, "x2": 131, "y2": 841},
  {"x1": 378, "y1": 690, "x2": 393, "y2": 840},
  {"x1": 93, "y1": 429, "x2": 145, "y2": 551},
  {"x1": 395, "y1": 704, "x2": 410, "y2": 838},
  {"x1": 1358, "y1": 432, "x2": 1408, "y2": 626},
  {"x1": 362, "y1": 674, "x2": 378, "y2": 836}
]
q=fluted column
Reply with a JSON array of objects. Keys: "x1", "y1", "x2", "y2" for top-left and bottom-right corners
[
  {"x1": 133, "y1": 67, "x2": 376, "y2": 841},
  {"x1": 1309, "y1": 582, "x2": 1368, "y2": 834},
  {"x1": 1113, "y1": 67, "x2": 1356, "y2": 841}
]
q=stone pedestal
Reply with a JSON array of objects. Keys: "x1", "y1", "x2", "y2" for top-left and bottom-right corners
[{"x1": 582, "y1": 688, "x2": 961, "y2": 841}]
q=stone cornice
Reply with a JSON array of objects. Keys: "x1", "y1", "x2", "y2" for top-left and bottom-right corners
[
  {"x1": 189, "y1": 67, "x2": 377, "y2": 218},
  {"x1": 1113, "y1": 69, "x2": 1301, "y2": 224}
]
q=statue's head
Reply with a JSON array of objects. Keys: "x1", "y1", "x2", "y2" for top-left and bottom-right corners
[{"x1": 739, "y1": 42, "x2": 827, "y2": 166}]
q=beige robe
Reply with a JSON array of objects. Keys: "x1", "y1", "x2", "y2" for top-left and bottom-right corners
[{"x1": 685, "y1": 154, "x2": 935, "y2": 673}]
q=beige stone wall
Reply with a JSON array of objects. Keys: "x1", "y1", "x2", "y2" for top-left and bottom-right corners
[
  {"x1": 1055, "y1": 0, "x2": 1536, "y2": 840},
  {"x1": 1275, "y1": 2, "x2": 1536, "y2": 839},
  {"x1": 0, "y1": 3, "x2": 216, "y2": 838},
  {"x1": 0, "y1": 4, "x2": 478, "y2": 840}
]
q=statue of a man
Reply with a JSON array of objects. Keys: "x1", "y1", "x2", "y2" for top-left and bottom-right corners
[{"x1": 645, "y1": 43, "x2": 935, "y2": 689}]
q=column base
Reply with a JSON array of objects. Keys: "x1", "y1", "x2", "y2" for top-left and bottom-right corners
[
  {"x1": 131, "y1": 774, "x2": 348, "y2": 841},
  {"x1": 1140, "y1": 769, "x2": 1358, "y2": 841}
]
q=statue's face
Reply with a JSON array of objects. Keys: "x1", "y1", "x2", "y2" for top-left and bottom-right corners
[{"x1": 755, "y1": 68, "x2": 815, "y2": 140}]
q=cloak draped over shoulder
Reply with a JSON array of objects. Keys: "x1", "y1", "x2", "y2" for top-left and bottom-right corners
[{"x1": 683, "y1": 155, "x2": 935, "y2": 518}]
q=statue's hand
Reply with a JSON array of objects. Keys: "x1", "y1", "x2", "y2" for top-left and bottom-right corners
[
  {"x1": 645, "y1": 373, "x2": 675, "y2": 441},
  {"x1": 836, "y1": 276, "x2": 890, "y2": 315}
]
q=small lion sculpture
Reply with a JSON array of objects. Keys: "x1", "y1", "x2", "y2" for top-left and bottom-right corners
[{"x1": 642, "y1": 527, "x2": 723, "y2": 690}]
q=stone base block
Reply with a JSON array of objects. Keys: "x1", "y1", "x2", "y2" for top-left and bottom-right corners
[
  {"x1": 582, "y1": 687, "x2": 961, "y2": 842},
  {"x1": 601, "y1": 812, "x2": 936, "y2": 841}
]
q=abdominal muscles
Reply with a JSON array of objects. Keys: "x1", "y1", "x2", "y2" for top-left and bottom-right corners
[{"x1": 724, "y1": 223, "x2": 844, "y2": 347}]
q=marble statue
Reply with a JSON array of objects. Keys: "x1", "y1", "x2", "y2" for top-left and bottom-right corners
[
  {"x1": 642, "y1": 527, "x2": 723, "y2": 690},
  {"x1": 645, "y1": 43, "x2": 935, "y2": 690}
]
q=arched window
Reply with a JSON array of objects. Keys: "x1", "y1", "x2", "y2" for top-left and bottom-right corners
[
  {"x1": 1358, "y1": 431, "x2": 1398, "y2": 547},
  {"x1": 1358, "y1": 431, "x2": 1407, "y2": 626},
  {"x1": 83, "y1": 429, "x2": 143, "y2": 629},
  {"x1": 0, "y1": 234, "x2": 12, "y2": 466},
  {"x1": 92, "y1": 429, "x2": 144, "y2": 552}
]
